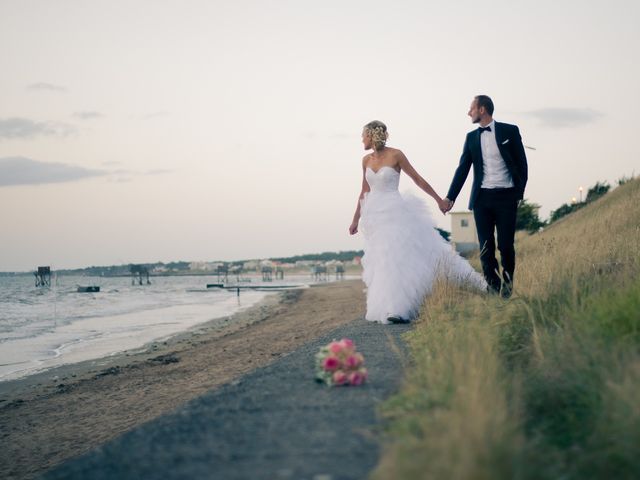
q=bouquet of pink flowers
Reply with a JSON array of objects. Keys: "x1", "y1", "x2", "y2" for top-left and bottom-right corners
[{"x1": 315, "y1": 338, "x2": 368, "y2": 386}]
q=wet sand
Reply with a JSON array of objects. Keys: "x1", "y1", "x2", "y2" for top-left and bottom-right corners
[{"x1": 0, "y1": 279, "x2": 365, "y2": 480}]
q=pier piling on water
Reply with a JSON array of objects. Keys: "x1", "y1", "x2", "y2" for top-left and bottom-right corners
[
  {"x1": 130, "y1": 264, "x2": 150, "y2": 285},
  {"x1": 311, "y1": 264, "x2": 327, "y2": 282},
  {"x1": 34, "y1": 266, "x2": 51, "y2": 287},
  {"x1": 261, "y1": 266, "x2": 273, "y2": 282},
  {"x1": 335, "y1": 264, "x2": 345, "y2": 280},
  {"x1": 216, "y1": 265, "x2": 229, "y2": 283}
]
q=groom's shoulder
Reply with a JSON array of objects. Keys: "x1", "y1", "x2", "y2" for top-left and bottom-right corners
[{"x1": 496, "y1": 121, "x2": 520, "y2": 132}]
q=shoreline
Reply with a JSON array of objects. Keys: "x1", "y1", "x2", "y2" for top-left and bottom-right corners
[
  {"x1": 0, "y1": 288, "x2": 273, "y2": 388},
  {"x1": 0, "y1": 279, "x2": 365, "y2": 480},
  {"x1": 0, "y1": 289, "x2": 281, "y2": 397}
]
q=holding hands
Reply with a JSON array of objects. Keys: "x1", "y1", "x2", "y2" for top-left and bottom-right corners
[{"x1": 438, "y1": 197, "x2": 454, "y2": 215}]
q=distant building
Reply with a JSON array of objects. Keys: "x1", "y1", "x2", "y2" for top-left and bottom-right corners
[
  {"x1": 189, "y1": 261, "x2": 218, "y2": 271},
  {"x1": 450, "y1": 211, "x2": 479, "y2": 254}
]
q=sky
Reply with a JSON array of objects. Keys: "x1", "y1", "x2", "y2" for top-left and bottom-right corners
[{"x1": 1, "y1": 0, "x2": 638, "y2": 271}]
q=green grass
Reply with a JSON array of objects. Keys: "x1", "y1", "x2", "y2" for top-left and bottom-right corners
[{"x1": 372, "y1": 178, "x2": 640, "y2": 480}]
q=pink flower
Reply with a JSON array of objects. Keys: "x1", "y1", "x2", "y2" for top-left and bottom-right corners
[
  {"x1": 340, "y1": 338, "x2": 354, "y2": 349},
  {"x1": 323, "y1": 356, "x2": 340, "y2": 371},
  {"x1": 333, "y1": 370, "x2": 348, "y2": 385},
  {"x1": 329, "y1": 342, "x2": 343, "y2": 354},
  {"x1": 348, "y1": 371, "x2": 365, "y2": 386},
  {"x1": 345, "y1": 354, "x2": 362, "y2": 369}
]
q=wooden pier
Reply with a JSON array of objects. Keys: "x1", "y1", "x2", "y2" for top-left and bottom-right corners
[
  {"x1": 130, "y1": 264, "x2": 151, "y2": 285},
  {"x1": 206, "y1": 283, "x2": 304, "y2": 297},
  {"x1": 34, "y1": 266, "x2": 51, "y2": 287}
]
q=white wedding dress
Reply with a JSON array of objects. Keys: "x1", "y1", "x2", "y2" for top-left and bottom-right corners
[{"x1": 359, "y1": 166, "x2": 487, "y2": 323}]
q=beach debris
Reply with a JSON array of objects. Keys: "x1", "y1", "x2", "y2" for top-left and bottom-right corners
[
  {"x1": 147, "y1": 353, "x2": 180, "y2": 365},
  {"x1": 77, "y1": 286, "x2": 100, "y2": 293},
  {"x1": 94, "y1": 366, "x2": 122, "y2": 379},
  {"x1": 56, "y1": 383, "x2": 72, "y2": 394},
  {"x1": 5, "y1": 398, "x2": 25, "y2": 409}
]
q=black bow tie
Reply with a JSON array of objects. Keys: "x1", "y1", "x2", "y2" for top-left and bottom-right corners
[{"x1": 478, "y1": 126, "x2": 492, "y2": 133}]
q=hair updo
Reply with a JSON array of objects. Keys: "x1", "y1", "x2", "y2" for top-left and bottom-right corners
[{"x1": 363, "y1": 120, "x2": 388, "y2": 150}]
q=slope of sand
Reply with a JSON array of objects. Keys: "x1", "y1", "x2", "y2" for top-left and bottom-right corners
[{"x1": 0, "y1": 279, "x2": 365, "y2": 480}]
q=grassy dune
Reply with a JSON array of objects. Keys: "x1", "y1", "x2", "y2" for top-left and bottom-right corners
[{"x1": 373, "y1": 178, "x2": 640, "y2": 480}]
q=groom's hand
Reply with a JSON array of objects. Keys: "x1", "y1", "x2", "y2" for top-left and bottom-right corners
[
  {"x1": 443, "y1": 197, "x2": 454, "y2": 213},
  {"x1": 438, "y1": 198, "x2": 451, "y2": 215}
]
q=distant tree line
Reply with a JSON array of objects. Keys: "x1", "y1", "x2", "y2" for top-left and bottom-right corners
[
  {"x1": 270, "y1": 250, "x2": 364, "y2": 263},
  {"x1": 58, "y1": 261, "x2": 192, "y2": 277},
  {"x1": 515, "y1": 176, "x2": 633, "y2": 234}
]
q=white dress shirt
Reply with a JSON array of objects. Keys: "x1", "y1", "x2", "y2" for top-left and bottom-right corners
[{"x1": 480, "y1": 120, "x2": 514, "y2": 189}]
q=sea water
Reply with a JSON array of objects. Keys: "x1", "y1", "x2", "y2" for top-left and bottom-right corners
[{"x1": 0, "y1": 273, "x2": 337, "y2": 382}]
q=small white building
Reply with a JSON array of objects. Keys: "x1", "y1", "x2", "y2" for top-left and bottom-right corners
[
  {"x1": 189, "y1": 261, "x2": 215, "y2": 271},
  {"x1": 450, "y1": 211, "x2": 479, "y2": 254}
]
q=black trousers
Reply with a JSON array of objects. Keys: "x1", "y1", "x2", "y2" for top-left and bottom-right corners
[{"x1": 473, "y1": 188, "x2": 518, "y2": 293}]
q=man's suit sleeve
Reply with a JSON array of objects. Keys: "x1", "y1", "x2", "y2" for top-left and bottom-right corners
[
  {"x1": 513, "y1": 126, "x2": 528, "y2": 199},
  {"x1": 447, "y1": 134, "x2": 473, "y2": 202}
]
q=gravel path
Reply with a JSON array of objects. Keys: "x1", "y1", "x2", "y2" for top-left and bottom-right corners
[{"x1": 42, "y1": 318, "x2": 411, "y2": 480}]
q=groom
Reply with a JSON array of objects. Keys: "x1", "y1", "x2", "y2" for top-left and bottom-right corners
[{"x1": 443, "y1": 95, "x2": 528, "y2": 298}]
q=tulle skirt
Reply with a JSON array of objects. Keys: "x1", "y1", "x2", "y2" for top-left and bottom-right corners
[{"x1": 359, "y1": 190, "x2": 486, "y2": 323}]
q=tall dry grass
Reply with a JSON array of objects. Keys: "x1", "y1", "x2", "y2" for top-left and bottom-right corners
[{"x1": 372, "y1": 178, "x2": 640, "y2": 480}]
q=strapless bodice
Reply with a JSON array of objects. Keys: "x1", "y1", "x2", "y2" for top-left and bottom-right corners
[{"x1": 365, "y1": 166, "x2": 400, "y2": 193}]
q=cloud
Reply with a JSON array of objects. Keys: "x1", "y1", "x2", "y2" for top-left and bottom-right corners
[
  {"x1": 144, "y1": 168, "x2": 172, "y2": 175},
  {"x1": 26, "y1": 82, "x2": 67, "y2": 93},
  {"x1": 0, "y1": 117, "x2": 76, "y2": 140},
  {"x1": 523, "y1": 108, "x2": 604, "y2": 128},
  {"x1": 0, "y1": 157, "x2": 107, "y2": 187},
  {"x1": 73, "y1": 111, "x2": 104, "y2": 120}
]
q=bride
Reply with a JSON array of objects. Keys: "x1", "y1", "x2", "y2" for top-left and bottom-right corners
[{"x1": 349, "y1": 120, "x2": 487, "y2": 324}]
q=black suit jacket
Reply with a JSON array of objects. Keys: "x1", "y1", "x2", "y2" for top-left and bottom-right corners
[{"x1": 447, "y1": 121, "x2": 528, "y2": 210}]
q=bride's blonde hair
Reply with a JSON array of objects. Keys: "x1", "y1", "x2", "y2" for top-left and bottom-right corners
[{"x1": 364, "y1": 120, "x2": 388, "y2": 150}]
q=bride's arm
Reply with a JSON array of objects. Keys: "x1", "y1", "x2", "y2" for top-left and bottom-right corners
[
  {"x1": 397, "y1": 151, "x2": 449, "y2": 213},
  {"x1": 349, "y1": 160, "x2": 371, "y2": 235}
]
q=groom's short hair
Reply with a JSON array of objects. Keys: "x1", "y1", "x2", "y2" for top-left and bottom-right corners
[{"x1": 475, "y1": 95, "x2": 494, "y2": 115}]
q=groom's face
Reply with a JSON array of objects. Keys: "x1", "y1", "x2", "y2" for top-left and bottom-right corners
[{"x1": 468, "y1": 99, "x2": 482, "y2": 124}]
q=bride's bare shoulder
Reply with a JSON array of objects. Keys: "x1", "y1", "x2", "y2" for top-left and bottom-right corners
[
  {"x1": 362, "y1": 153, "x2": 373, "y2": 165},
  {"x1": 387, "y1": 147, "x2": 407, "y2": 159}
]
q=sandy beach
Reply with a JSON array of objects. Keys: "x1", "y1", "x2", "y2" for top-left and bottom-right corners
[{"x1": 0, "y1": 279, "x2": 365, "y2": 480}]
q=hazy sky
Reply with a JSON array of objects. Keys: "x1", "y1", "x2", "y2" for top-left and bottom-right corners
[{"x1": 1, "y1": 0, "x2": 638, "y2": 271}]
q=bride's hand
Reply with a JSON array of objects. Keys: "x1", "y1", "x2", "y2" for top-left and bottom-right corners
[
  {"x1": 438, "y1": 198, "x2": 451, "y2": 214},
  {"x1": 349, "y1": 221, "x2": 359, "y2": 235}
]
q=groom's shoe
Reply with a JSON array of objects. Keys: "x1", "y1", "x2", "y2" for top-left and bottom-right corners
[
  {"x1": 387, "y1": 315, "x2": 410, "y2": 324},
  {"x1": 486, "y1": 284, "x2": 500, "y2": 296},
  {"x1": 501, "y1": 283, "x2": 513, "y2": 299}
]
